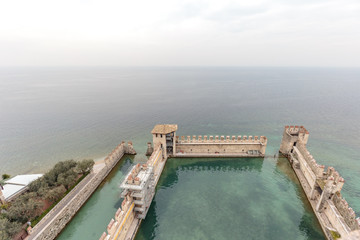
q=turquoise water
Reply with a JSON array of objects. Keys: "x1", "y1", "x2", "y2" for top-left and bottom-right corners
[
  {"x1": 135, "y1": 157, "x2": 324, "y2": 240},
  {"x1": 1, "y1": 67, "x2": 359, "y2": 239},
  {"x1": 57, "y1": 156, "x2": 134, "y2": 239}
]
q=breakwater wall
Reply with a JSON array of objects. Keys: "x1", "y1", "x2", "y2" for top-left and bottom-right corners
[
  {"x1": 280, "y1": 126, "x2": 360, "y2": 240},
  {"x1": 100, "y1": 146, "x2": 166, "y2": 240},
  {"x1": 27, "y1": 142, "x2": 136, "y2": 240},
  {"x1": 175, "y1": 135, "x2": 267, "y2": 157}
]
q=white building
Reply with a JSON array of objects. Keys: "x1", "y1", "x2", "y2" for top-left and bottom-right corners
[{"x1": 0, "y1": 174, "x2": 43, "y2": 204}]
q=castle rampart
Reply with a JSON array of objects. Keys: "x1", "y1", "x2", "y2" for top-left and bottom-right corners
[
  {"x1": 175, "y1": 134, "x2": 267, "y2": 157},
  {"x1": 280, "y1": 126, "x2": 360, "y2": 240},
  {"x1": 100, "y1": 145, "x2": 167, "y2": 240},
  {"x1": 146, "y1": 125, "x2": 267, "y2": 158},
  {"x1": 27, "y1": 142, "x2": 136, "y2": 240}
]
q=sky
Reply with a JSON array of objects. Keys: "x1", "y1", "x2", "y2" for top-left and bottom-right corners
[{"x1": 0, "y1": 0, "x2": 359, "y2": 67}]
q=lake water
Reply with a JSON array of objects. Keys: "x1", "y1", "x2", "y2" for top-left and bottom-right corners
[{"x1": 1, "y1": 67, "x2": 359, "y2": 239}]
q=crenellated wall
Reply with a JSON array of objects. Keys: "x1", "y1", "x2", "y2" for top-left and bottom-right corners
[
  {"x1": 100, "y1": 146, "x2": 166, "y2": 240},
  {"x1": 99, "y1": 195, "x2": 136, "y2": 240},
  {"x1": 333, "y1": 193, "x2": 360, "y2": 231},
  {"x1": 280, "y1": 126, "x2": 360, "y2": 240},
  {"x1": 175, "y1": 134, "x2": 267, "y2": 157},
  {"x1": 279, "y1": 126, "x2": 309, "y2": 154}
]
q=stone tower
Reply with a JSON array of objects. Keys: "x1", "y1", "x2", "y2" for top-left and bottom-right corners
[
  {"x1": 279, "y1": 125, "x2": 309, "y2": 155},
  {"x1": 151, "y1": 124, "x2": 178, "y2": 159}
]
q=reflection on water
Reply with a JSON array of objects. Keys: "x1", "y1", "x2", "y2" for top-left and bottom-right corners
[
  {"x1": 275, "y1": 156, "x2": 325, "y2": 239},
  {"x1": 1, "y1": 67, "x2": 359, "y2": 239},
  {"x1": 135, "y1": 157, "x2": 324, "y2": 240},
  {"x1": 57, "y1": 155, "x2": 135, "y2": 240}
]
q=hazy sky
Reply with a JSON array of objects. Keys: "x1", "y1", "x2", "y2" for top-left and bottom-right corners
[{"x1": 0, "y1": 0, "x2": 359, "y2": 67}]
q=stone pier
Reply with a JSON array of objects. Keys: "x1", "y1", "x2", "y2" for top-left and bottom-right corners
[
  {"x1": 99, "y1": 145, "x2": 166, "y2": 240},
  {"x1": 26, "y1": 142, "x2": 136, "y2": 240},
  {"x1": 280, "y1": 126, "x2": 360, "y2": 240}
]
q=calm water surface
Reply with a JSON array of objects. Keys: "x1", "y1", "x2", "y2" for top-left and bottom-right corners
[
  {"x1": 135, "y1": 157, "x2": 324, "y2": 240},
  {"x1": 1, "y1": 67, "x2": 359, "y2": 239}
]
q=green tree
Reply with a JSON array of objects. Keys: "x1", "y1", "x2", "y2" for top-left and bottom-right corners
[
  {"x1": 0, "y1": 218, "x2": 10, "y2": 240},
  {"x1": 76, "y1": 159, "x2": 95, "y2": 174},
  {"x1": 37, "y1": 186, "x2": 50, "y2": 198},
  {"x1": 43, "y1": 160, "x2": 77, "y2": 186},
  {"x1": 28, "y1": 178, "x2": 48, "y2": 194},
  {"x1": 57, "y1": 170, "x2": 77, "y2": 190},
  {"x1": 6, "y1": 193, "x2": 43, "y2": 222},
  {"x1": 1, "y1": 174, "x2": 10, "y2": 180},
  {"x1": 6, "y1": 221, "x2": 22, "y2": 238},
  {"x1": 44, "y1": 185, "x2": 66, "y2": 202},
  {"x1": 0, "y1": 218, "x2": 22, "y2": 240}
]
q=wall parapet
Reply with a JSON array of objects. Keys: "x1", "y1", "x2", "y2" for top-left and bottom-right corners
[
  {"x1": 100, "y1": 145, "x2": 165, "y2": 240},
  {"x1": 333, "y1": 193, "x2": 360, "y2": 231},
  {"x1": 100, "y1": 195, "x2": 136, "y2": 240},
  {"x1": 176, "y1": 135, "x2": 267, "y2": 145},
  {"x1": 280, "y1": 125, "x2": 360, "y2": 239}
]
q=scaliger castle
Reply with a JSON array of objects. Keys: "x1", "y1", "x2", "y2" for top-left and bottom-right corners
[{"x1": 97, "y1": 124, "x2": 360, "y2": 240}]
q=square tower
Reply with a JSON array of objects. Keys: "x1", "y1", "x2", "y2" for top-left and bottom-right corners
[
  {"x1": 151, "y1": 124, "x2": 178, "y2": 159},
  {"x1": 279, "y1": 125, "x2": 309, "y2": 155}
]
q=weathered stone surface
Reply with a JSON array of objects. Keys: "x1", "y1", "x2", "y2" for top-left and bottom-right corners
[
  {"x1": 145, "y1": 142, "x2": 154, "y2": 156},
  {"x1": 280, "y1": 125, "x2": 359, "y2": 240},
  {"x1": 29, "y1": 142, "x2": 136, "y2": 240}
]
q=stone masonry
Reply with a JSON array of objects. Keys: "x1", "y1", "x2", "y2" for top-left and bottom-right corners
[
  {"x1": 280, "y1": 126, "x2": 360, "y2": 240},
  {"x1": 27, "y1": 142, "x2": 136, "y2": 240},
  {"x1": 99, "y1": 145, "x2": 166, "y2": 240}
]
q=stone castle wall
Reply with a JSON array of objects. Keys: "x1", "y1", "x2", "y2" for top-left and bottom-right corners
[
  {"x1": 279, "y1": 126, "x2": 309, "y2": 154},
  {"x1": 175, "y1": 135, "x2": 267, "y2": 156},
  {"x1": 279, "y1": 126, "x2": 360, "y2": 240},
  {"x1": 292, "y1": 146, "x2": 317, "y2": 188},
  {"x1": 295, "y1": 142, "x2": 325, "y2": 178},
  {"x1": 333, "y1": 193, "x2": 360, "y2": 231},
  {"x1": 99, "y1": 196, "x2": 136, "y2": 240},
  {"x1": 99, "y1": 146, "x2": 164, "y2": 240},
  {"x1": 29, "y1": 142, "x2": 135, "y2": 240},
  {"x1": 99, "y1": 195, "x2": 136, "y2": 240}
]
